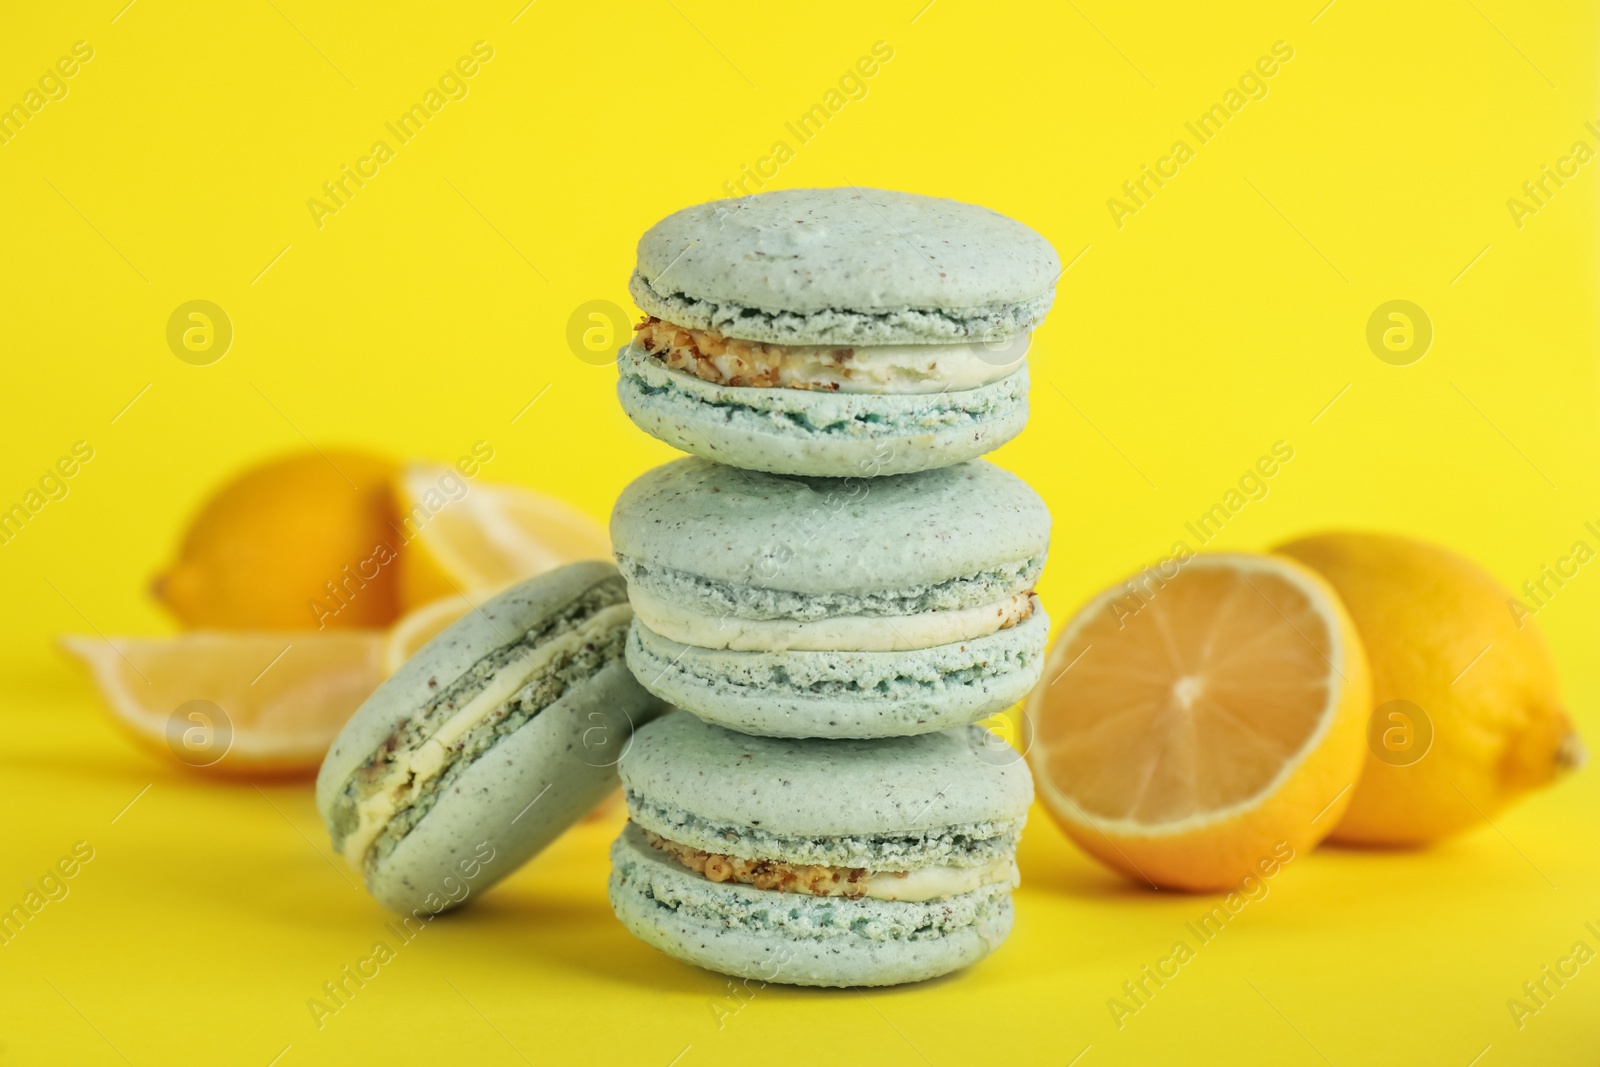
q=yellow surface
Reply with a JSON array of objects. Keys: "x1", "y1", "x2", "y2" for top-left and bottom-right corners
[{"x1": 2, "y1": 1, "x2": 1597, "y2": 1063}]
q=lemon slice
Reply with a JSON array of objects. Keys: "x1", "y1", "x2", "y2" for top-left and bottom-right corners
[
  {"x1": 381, "y1": 595, "x2": 477, "y2": 676},
  {"x1": 1026, "y1": 553, "x2": 1370, "y2": 890},
  {"x1": 396, "y1": 464, "x2": 612, "y2": 607},
  {"x1": 61, "y1": 632, "x2": 383, "y2": 775}
]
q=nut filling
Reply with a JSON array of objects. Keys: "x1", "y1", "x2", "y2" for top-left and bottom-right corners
[
  {"x1": 633, "y1": 317, "x2": 859, "y2": 391},
  {"x1": 639, "y1": 825, "x2": 1021, "y2": 903},
  {"x1": 645, "y1": 828, "x2": 872, "y2": 897}
]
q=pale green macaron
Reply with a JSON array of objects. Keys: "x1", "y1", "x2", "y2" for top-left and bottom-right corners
[
  {"x1": 611, "y1": 457, "x2": 1051, "y2": 738},
  {"x1": 618, "y1": 187, "x2": 1059, "y2": 477},
  {"x1": 316, "y1": 562, "x2": 665, "y2": 916},
  {"x1": 609, "y1": 711, "x2": 1034, "y2": 987}
]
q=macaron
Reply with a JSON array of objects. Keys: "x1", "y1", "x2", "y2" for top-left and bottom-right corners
[
  {"x1": 611, "y1": 457, "x2": 1050, "y2": 738},
  {"x1": 609, "y1": 711, "x2": 1033, "y2": 987},
  {"x1": 316, "y1": 561, "x2": 666, "y2": 915},
  {"x1": 618, "y1": 187, "x2": 1059, "y2": 478}
]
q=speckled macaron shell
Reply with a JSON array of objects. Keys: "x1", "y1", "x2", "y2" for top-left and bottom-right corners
[
  {"x1": 619, "y1": 711, "x2": 1033, "y2": 840},
  {"x1": 630, "y1": 187, "x2": 1060, "y2": 346},
  {"x1": 315, "y1": 562, "x2": 665, "y2": 915},
  {"x1": 615, "y1": 346, "x2": 1030, "y2": 478},
  {"x1": 610, "y1": 457, "x2": 1049, "y2": 597}
]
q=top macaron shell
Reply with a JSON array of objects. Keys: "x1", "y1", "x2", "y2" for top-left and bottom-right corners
[
  {"x1": 610, "y1": 458, "x2": 1049, "y2": 600},
  {"x1": 629, "y1": 187, "x2": 1061, "y2": 346},
  {"x1": 621, "y1": 711, "x2": 1034, "y2": 846}
]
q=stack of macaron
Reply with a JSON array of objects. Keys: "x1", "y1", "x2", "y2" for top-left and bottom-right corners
[
  {"x1": 607, "y1": 187, "x2": 1059, "y2": 986},
  {"x1": 313, "y1": 186, "x2": 1058, "y2": 990}
]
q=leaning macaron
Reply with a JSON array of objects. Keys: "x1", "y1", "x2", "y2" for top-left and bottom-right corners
[
  {"x1": 611, "y1": 457, "x2": 1050, "y2": 738},
  {"x1": 618, "y1": 187, "x2": 1059, "y2": 477},
  {"x1": 609, "y1": 712, "x2": 1033, "y2": 987},
  {"x1": 316, "y1": 561, "x2": 666, "y2": 915}
]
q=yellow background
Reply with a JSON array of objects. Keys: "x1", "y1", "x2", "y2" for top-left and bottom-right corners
[{"x1": 3, "y1": 0, "x2": 1598, "y2": 1063}]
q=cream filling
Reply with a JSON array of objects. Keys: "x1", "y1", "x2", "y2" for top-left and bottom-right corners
[
  {"x1": 339, "y1": 602, "x2": 633, "y2": 868},
  {"x1": 633, "y1": 323, "x2": 1029, "y2": 395},
  {"x1": 864, "y1": 857, "x2": 1019, "y2": 902},
  {"x1": 628, "y1": 588, "x2": 1035, "y2": 652},
  {"x1": 747, "y1": 337, "x2": 1029, "y2": 394},
  {"x1": 649, "y1": 827, "x2": 1020, "y2": 902}
]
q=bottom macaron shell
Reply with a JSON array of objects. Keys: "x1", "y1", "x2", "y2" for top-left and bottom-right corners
[
  {"x1": 608, "y1": 825, "x2": 1013, "y2": 988},
  {"x1": 366, "y1": 661, "x2": 663, "y2": 916},
  {"x1": 616, "y1": 346, "x2": 1030, "y2": 477},
  {"x1": 624, "y1": 607, "x2": 1049, "y2": 739}
]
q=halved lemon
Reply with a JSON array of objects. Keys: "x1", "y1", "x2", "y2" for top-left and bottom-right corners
[
  {"x1": 396, "y1": 464, "x2": 612, "y2": 608},
  {"x1": 1026, "y1": 553, "x2": 1370, "y2": 891},
  {"x1": 61, "y1": 632, "x2": 383, "y2": 776}
]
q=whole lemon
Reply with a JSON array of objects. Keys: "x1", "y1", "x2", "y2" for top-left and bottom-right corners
[
  {"x1": 154, "y1": 450, "x2": 402, "y2": 631},
  {"x1": 1276, "y1": 531, "x2": 1582, "y2": 846}
]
